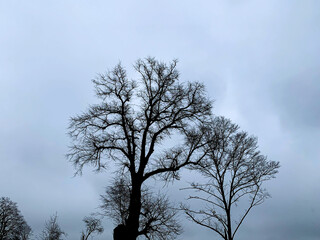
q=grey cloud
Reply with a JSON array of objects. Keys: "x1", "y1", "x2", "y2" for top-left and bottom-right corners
[
  {"x1": 1, "y1": 0, "x2": 320, "y2": 239},
  {"x1": 271, "y1": 71, "x2": 320, "y2": 129}
]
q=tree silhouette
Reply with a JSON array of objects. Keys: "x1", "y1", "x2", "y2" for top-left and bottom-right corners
[
  {"x1": 101, "y1": 176, "x2": 181, "y2": 240},
  {"x1": 68, "y1": 57, "x2": 212, "y2": 239},
  {"x1": 0, "y1": 197, "x2": 31, "y2": 240},
  {"x1": 181, "y1": 116, "x2": 280, "y2": 240},
  {"x1": 80, "y1": 216, "x2": 103, "y2": 240},
  {"x1": 39, "y1": 214, "x2": 66, "y2": 240}
]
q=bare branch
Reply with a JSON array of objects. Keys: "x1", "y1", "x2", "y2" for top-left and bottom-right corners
[
  {"x1": 0, "y1": 197, "x2": 32, "y2": 240},
  {"x1": 182, "y1": 116, "x2": 280, "y2": 240}
]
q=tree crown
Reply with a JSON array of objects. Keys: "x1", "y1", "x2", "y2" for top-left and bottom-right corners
[{"x1": 68, "y1": 57, "x2": 212, "y2": 181}]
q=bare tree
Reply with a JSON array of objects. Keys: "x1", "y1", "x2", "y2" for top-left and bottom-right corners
[
  {"x1": 101, "y1": 176, "x2": 182, "y2": 240},
  {"x1": 0, "y1": 197, "x2": 32, "y2": 240},
  {"x1": 21, "y1": 225, "x2": 32, "y2": 240},
  {"x1": 39, "y1": 214, "x2": 66, "y2": 240},
  {"x1": 20, "y1": 225, "x2": 32, "y2": 240},
  {"x1": 80, "y1": 216, "x2": 103, "y2": 240},
  {"x1": 68, "y1": 57, "x2": 212, "y2": 239},
  {"x1": 181, "y1": 116, "x2": 280, "y2": 240}
]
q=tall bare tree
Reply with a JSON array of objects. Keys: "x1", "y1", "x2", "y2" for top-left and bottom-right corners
[
  {"x1": 181, "y1": 116, "x2": 280, "y2": 240},
  {"x1": 0, "y1": 197, "x2": 31, "y2": 240},
  {"x1": 68, "y1": 57, "x2": 212, "y2": 239}
]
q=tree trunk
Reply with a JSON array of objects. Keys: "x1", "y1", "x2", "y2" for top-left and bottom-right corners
[
  {"x1": 127, "y1": 178, "x2": 142, "y2": 240},
  {"x1": 113, "y1": 176, "x2": 142, "y2": 240},
  {"x1": 226, "y1": 208, "x2": 233, "y2": 240}
]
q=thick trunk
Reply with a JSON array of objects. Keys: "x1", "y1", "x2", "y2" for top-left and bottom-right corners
[
  {"x1": 113, "y1": 176, "x2": 142, "y2": 240},
  {"x1": 226, "y1": 208, "x2": 233, "y2": 240},
  {"x1": 127, "y1": 178, "x2": 142, "y2": 239}
]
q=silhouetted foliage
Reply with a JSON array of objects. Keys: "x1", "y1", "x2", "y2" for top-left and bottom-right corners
[
  {"x1": 101, "y1": 176, "x2": 182, "y2": 240},
  {"x1": 181, "y1": 116, "x2": 280, "y2": 240},
  {"x1": 0, "y1": 197, "x2": 31, "y2": 240},
  {"x1": 68, "y1": 57, "x2": 212, "y2": 239},
  {"x1": 80, "y1": 216, "x2": 103, "y2": 240},
  {"x1": 39, "y1": 214, "x2": 66, "y2": 240}
]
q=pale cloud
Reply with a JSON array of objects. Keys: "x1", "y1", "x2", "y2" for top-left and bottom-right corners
[{"x1": 0, "y1": 1, "x2": 319, "y2": 239}]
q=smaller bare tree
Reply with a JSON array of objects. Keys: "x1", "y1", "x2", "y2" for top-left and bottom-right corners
[
  {"x1": 80, "y1": 216, "x2": 103, "y2": 240},
  {"x1": 181, "y1": 116, "x2": 280, "y2": 240},
  {"x1": 39, "y1": 214, "x2": 66, "y2": 240},
  {"x1": 0, "y1": 197, "x2": 32, "y2": 240},
  {"x1": 101, "y1": 176, "x2": 182, "y2": 240}
]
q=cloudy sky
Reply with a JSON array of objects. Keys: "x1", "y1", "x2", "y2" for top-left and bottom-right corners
[{"x1": 1, "y1": 1, "x2": 319, "y2": 239}]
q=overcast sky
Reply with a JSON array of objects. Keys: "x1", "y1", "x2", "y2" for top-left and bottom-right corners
[{"x1": 1, "y1": 1, "x2": 320, "y2": 239}]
